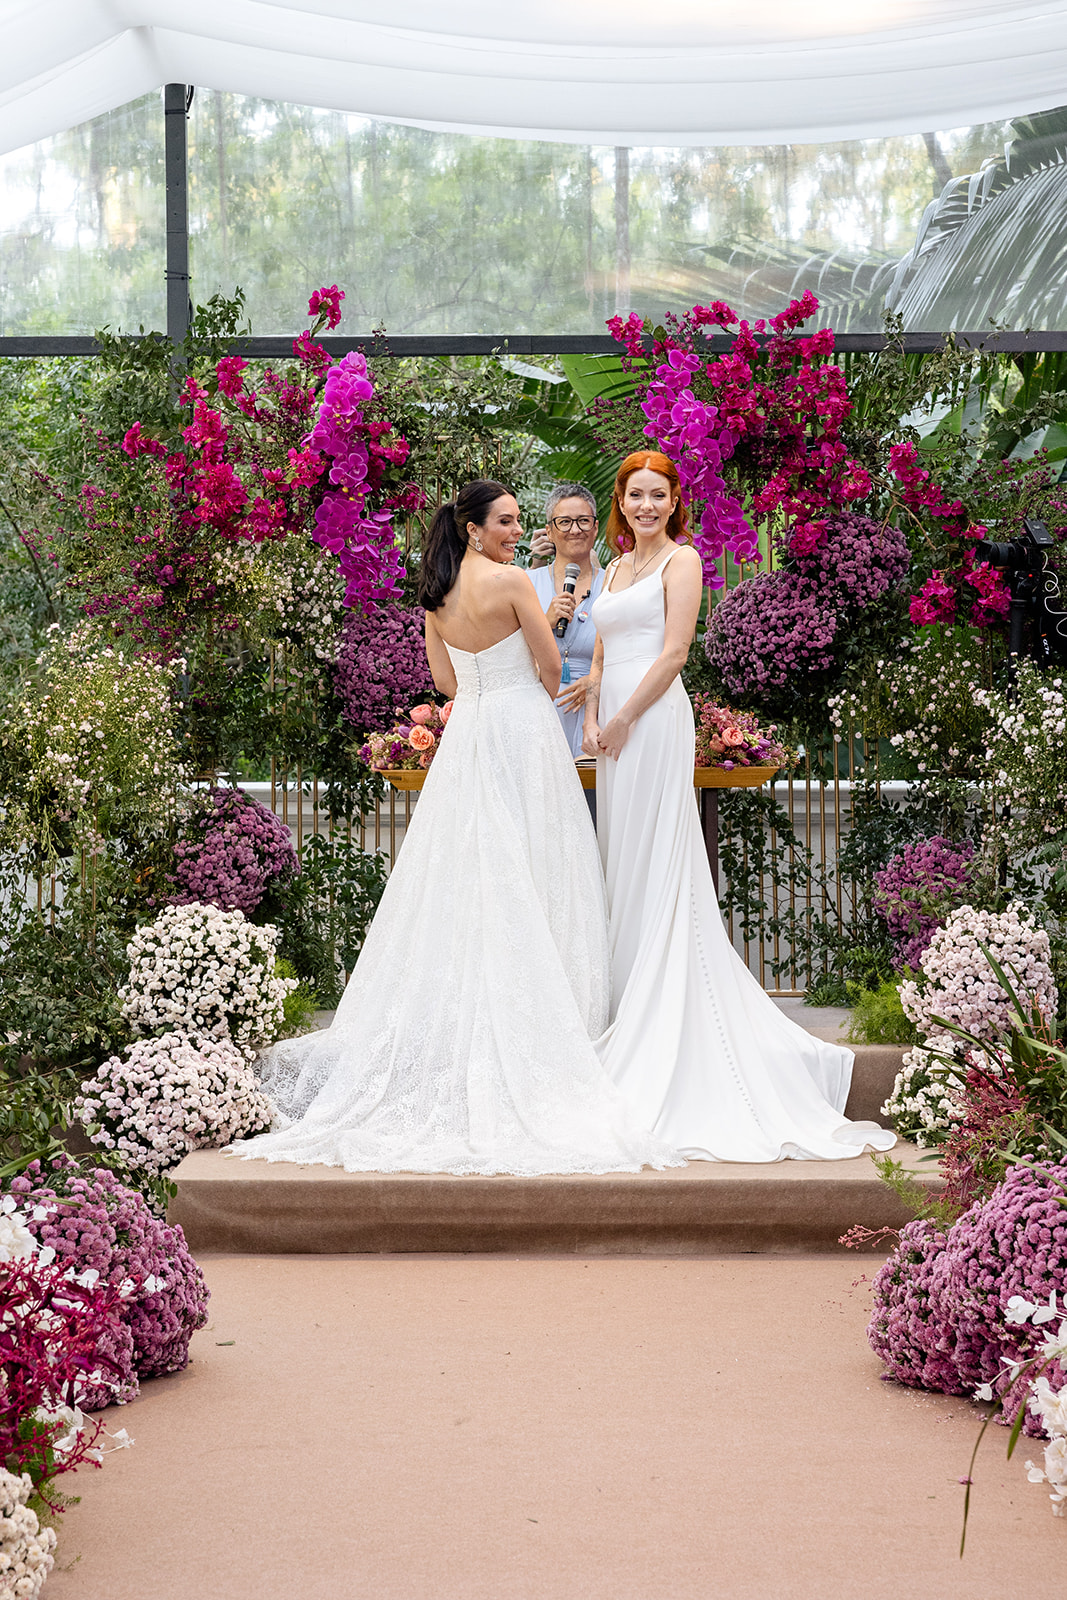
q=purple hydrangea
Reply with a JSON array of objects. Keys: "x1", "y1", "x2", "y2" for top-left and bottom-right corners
[
  {"x1": 169, "y1": 787, "x2": 299, "y2": 915},
  {"x1": 704, "y1": 571, "x2": 838, "y2": 695},
  {"x1": 873, "y1": 835, "x2": 975, "y2": 971},
  {"x1": 868, "y1": 1161, "x2": 1067, "y2": 1435},
  {"x1": 789, "y1": 512, "x2": 910, "y2": 607},
  {"x1": 333, "y1": 602, "x2": 434, "y2": 736},
  {"x1": 10, "y1": 1156, "x2": 210, "y2": 1409}
]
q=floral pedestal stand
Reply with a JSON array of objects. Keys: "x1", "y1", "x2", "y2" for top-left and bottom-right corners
[{"x1": 379, "y1": 764, "x2": 780, "y2": 888}]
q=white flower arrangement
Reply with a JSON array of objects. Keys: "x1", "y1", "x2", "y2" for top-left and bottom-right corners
[
  {"x1": 881, "y1": 1038, "x2": 969, "y2": 1147},
  {"x1": 120, "y1": 902, "x2": 296, "y2": 1053},
  {"x1": 0, "y1": 630, "x2": 188, "y2": 858},
  {"x1": 973, "y1": 1292, "x2": 1067, "y2": 1518},
  {"x1": 898, "y1": 902, "x2": 1058, "y2": 1043},
  {"x1": 0, "y1": 1469, "x2": 56, "y2": 1600},
  {"x1": 977, "y1": 663, "x2": 1067, "y2": 848},
  {"x1": 829, "y1": 627, "x2": 992, "y2": 777},
  {"x1": 75, "y1": 1031, "x2": 276, "y2": 1176}
]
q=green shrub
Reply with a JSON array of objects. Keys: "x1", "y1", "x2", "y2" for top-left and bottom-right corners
[{"x1": 846, "y1": 978, "x2": 919, "y2": 1045}]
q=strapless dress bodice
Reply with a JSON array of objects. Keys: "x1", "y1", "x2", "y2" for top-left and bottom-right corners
[{"x1": 444, "y1": 628, "x2": 540, "y2": 696}]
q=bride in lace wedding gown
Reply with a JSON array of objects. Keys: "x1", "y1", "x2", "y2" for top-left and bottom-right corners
[
  {"x1": 584, "y1": 452, "x2": 896, "y2": 1163},
  {"x1": 232, "y1": 481, "x2": 679, "y2": 1176}
]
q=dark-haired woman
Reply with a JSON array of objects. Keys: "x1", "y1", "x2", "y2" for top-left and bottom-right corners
[
  {"x1": 584, "y1": 452, "x2": 896, "y2": 1163},
  {"x1": 235, "y1": 481, "x2": 678, "y2": 1177}
]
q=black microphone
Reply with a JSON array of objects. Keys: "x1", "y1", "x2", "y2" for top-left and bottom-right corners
[{"x1": 554, "y1": 563, "x2": 581, "y2": 637}]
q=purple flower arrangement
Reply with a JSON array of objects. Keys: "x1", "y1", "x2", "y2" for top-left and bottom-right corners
[
  {"x1": 704, "y1": 571, "x2": 838, "y2": 696},
  {"x1": 868, "y1": 1160, "x2": 1067, "y2": 1435},
  {"x1": 637, "y1": 346, "x2": 756, "y2": 586},
  {"x1": 170, "y1": 787, "x2": 299, "y2": 915},
  {"x1": 10, "y1": 1157, "x2": 209, "y2": 1409},
  {"x1": 788, "y1": 511, "x2": 910, "y2": 608},
  {"x1": 308, "y1": 349, "x2": 421, "y2": 611},
  {"x1": 333, "y1": 602, "x2": 435, "y2": 737},
  {"x1": 872, "y1": 835, "x2": 975, "y2": 972}
]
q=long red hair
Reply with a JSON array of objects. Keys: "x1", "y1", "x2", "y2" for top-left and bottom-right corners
[{"x1": 605, "y1": 451, "x2": 691, "y2": 555}]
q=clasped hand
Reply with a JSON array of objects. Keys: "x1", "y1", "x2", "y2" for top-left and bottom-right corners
[{"x1": 582, "y1": 714, "x2": 631, "y2": 761}]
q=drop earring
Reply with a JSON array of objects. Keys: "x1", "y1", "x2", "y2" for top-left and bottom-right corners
[{"x1": 473, "y1": 535, "x2": 483, "y2": 552}]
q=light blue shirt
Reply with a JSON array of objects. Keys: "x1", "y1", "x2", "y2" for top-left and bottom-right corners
[{"x1": 528, "y1": 564, "x2": 606, "y2": 756}]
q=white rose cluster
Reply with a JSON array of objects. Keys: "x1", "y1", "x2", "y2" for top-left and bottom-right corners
[
  {"x1": 0, "y1": 1469, "x2": 56, "y2": 1600},
  {"x1": 75, "y1": 1031, "x2": 276, "y2": 1176},
  {"x1": 881, "y1": 1042, "x2": 969, "y2": 1147},
  {"x1": 120, "y1": 902, "x2": 296, "y2": 1053},
  {"x1": 899, "y1": 903, "x2": 1058, "y2": 1043}
]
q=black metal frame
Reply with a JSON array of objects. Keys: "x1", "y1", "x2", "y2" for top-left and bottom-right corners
[
  {"x1": 4, "y1": 84, "x2": 1067, "y2": 360},
  {"x1": 4, "y1": 330, "x2": 1067, "y2": 359}
]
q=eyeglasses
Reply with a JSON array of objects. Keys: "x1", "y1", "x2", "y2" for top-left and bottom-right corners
[{"x1": 548, "y1": 515, "x2": 596, "y2": 533}]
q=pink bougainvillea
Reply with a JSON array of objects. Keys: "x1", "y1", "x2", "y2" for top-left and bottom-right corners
[{"x1": 605, "y1": 293, "x2": 872, "y2": 587}]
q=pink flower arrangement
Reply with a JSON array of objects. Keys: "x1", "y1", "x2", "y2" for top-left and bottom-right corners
[
  {"x1": 307, "y1": 344, "x2": 425, "y2": 612},
  {"x1": 872, "y1": 835, "x2": 975, "y2": 972},
  {"x1": 333, "y1": 602, "x2": 435, "y2": 736},
  {"x1": 899, "y1": 904, "x2": 1058, "y2": 1045},
  {"x1": 361, "y1": 702, "x2": 453, "y2": 773},
  {"x1": 703, "y1": 571, "x2": 839, "y2": 696},
  {"x1": 9, "y1": 1157, "x2": 210, "y2": 1409},
  {"x1": 0, "y1": 1248, "x2": 129, "y2": 1514},
  {"x1": 169, "y1": 786, "x2": 300, "y2": 915},
  {"x1": 869, "y1": 1160, "x2": 1067, "y2": 1437},
  {"x1": 605, "y1": 293, "x2": 871, "y2": 586},
  {"x1": 692, "y1": 697, "x2": 794, "y2": 770}
]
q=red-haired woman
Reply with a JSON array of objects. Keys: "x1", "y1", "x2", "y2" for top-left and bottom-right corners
[{"x1": 583, "y1": 452, "x2": 895, "y2": 1163}]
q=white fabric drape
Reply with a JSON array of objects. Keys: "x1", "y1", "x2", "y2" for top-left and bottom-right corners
[{"x1": 2, "y1": 1, "x2": 1067, "y2": 156}]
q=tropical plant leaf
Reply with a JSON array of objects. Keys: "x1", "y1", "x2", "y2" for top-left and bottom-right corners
[{"x1": 885, "y1": 105, "x2": 1067, "y2": 332}]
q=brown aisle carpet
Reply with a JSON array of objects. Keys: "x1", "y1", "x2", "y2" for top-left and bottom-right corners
[{"x1": 46, "y1": 1255, "x2": 1057, "y2": 1600}]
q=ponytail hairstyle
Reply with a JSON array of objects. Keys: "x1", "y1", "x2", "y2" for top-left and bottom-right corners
[
  {"x1": 605, "y1": 451, "x2": 691, "y2": 556},
  {"x1": 417, "y1": 479, "x2": 514, "y2": 610}
]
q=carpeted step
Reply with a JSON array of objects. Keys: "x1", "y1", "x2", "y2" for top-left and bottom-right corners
[{"x1": 169, "y1": 1142, "x2": 938, "y2": 1256}]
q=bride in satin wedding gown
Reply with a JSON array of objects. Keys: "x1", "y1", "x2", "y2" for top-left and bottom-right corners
[
  {"x1": 232, "y1": 480, "x2": 679, "y2": 1176},
  {"x1": 584, "y1": 451, "x2": 896, "y2": 1163}
]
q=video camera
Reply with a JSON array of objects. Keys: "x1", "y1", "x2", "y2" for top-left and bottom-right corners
[{"x1": 971, "y1": 517, "x2": 1067, "y2": 669}]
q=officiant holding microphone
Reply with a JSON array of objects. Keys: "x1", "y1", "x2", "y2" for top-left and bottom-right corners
[{"x1": 527, "y1": 482, "x2": 605, "y2": 757}]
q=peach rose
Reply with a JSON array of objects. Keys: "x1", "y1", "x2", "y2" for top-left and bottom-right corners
[
  {"x1": 708, "y1": 734, "x2": 725, "y2": 754},
  {"x1": 722, "y1": 726, "x2": 745, "y2": 746},
  {"x1": 439, "y1": 701, "x2": 454, "y2": 724},
  {"x1": 409, "y1": 725, "x2": 435, "y2": 751},
  {"x1": 409, "y1": 704, "x2": 434, "y2": 724}
]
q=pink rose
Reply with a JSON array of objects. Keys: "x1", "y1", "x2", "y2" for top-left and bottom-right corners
[
  {"x1": 418, "y1": 753, "x2": 433, "y2": 768},
  {"x1": 409, "y1": 704, "x2": 434, "y2": 724},
  {"x1": 708, "y1": 735, "x2": 725, "y2": 754},
  {"x1": 722, "y1": 726, "x2": 745, "y2": 746},
  {"x1": 439, "y1": 701, "x2": 454, "y2": 724},
  {"x1": 409, "y1": 725, "x2": 435, "y2": 751}
]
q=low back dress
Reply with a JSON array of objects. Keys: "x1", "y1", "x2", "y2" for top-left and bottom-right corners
[
  {"x1": 233, "y1": 627, "x2": 681, "y2": 1176},
  {"x1": 592, "y1": 547, "x2": 897, "y2": 1162}
]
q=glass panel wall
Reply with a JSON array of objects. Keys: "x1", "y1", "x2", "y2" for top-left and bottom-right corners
[
  {"x1": 4, "y1": 90, "x2": 1067, "y2": 336},
  {"x1": 0, "y1": 95, "x2": 165, "y2": 336}
]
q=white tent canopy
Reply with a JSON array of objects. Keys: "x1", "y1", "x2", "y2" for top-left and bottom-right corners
[{"x1": 3, "y1": 0, "x2": 1067, "y2": 157}]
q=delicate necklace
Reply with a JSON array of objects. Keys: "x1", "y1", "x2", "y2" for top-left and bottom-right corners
[{"x1": 630, "y1": 540, "x2": 669, "y2": 583}]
